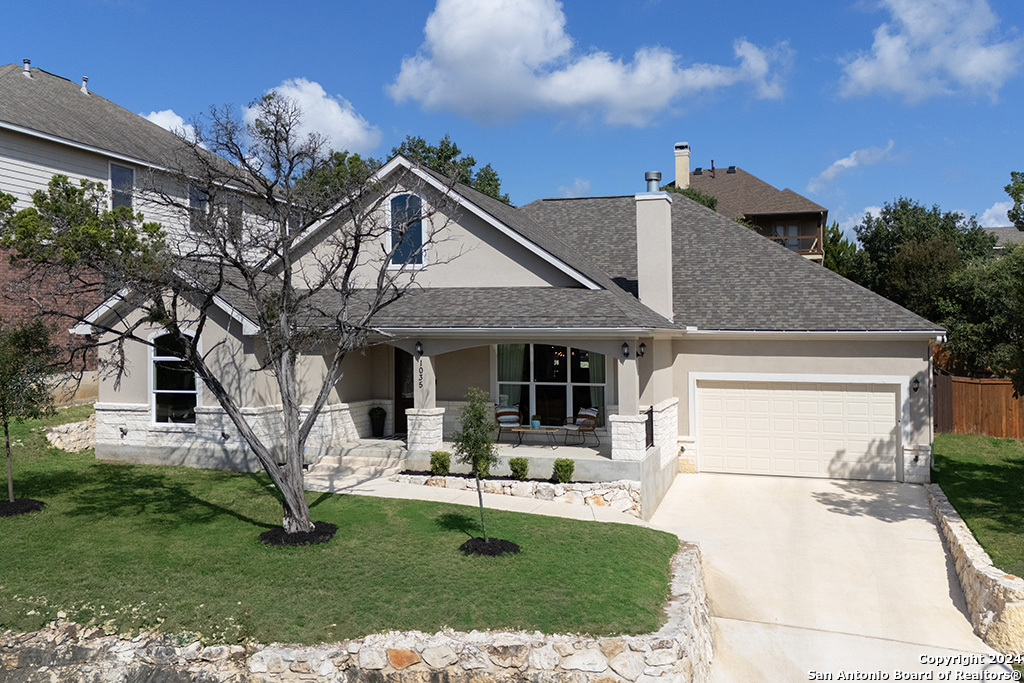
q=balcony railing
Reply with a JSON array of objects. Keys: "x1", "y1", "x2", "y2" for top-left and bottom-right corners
[{"x1": 766, "y1": 235, "x2": 822, "y2": 255}]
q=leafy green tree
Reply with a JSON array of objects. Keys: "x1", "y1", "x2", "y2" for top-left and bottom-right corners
[
  {"x1": 452, "y1": 387, "x2": 499, "y2": 541},
  {"x1": 664, "y1": 185, "x2": 718, "y2": 211},
  {"x1": 822, "y1": 222, "x2": 871, "y2": 285},
  {"x1": 0, "y1": 319, "x2": 60, "y2": 503},
  {"x1": 1007, "y1": 171, "x2": 1024, "y2": 231},
  {"x1": 939, "y1": 244, "x2": 1024, "y2": 386},
  {"x1": 852, "y1": 197, "x2": 995, "y2": 319},
  {"x1": 391, "y1": 134, "x2": 510, "y2": 204}
]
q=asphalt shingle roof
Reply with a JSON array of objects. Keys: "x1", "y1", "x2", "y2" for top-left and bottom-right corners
[
  {"x1": 983, "y1": 227, "x2": 1024, "y2": 248},
  {"x1": 521, "y1": 194, "x2": 941, "y2": 332},
  {"x1": 682, "y1": 166, "x2": 826, "y2": 220},
  {"x1": 0, "y1": 64, "x2": 194, "y2": 169}
]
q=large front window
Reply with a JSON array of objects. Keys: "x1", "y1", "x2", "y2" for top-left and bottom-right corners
[
  {"x1": 152, "y1": 333, "x2": 197, "y2": 424},
  {"x1": 497, "y1": 344, "x2": 606, "y2": 426}
]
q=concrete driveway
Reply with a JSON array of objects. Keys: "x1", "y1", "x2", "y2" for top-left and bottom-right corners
[{"x1": 651, "y1": 474, "x2": 1014, "y2": 682}]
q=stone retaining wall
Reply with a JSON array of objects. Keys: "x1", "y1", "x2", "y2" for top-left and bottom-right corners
[
  {"x1": 0, "y1": 544, "x2": 712, "y2": 682},
  {"x1": 392, "y1": 473, "x2": 643, "y2": 518},
  {"x1": 926, "y1": 483, "x2": 1024, "y2": 653},
  {"x1": 45, "y1": 414, "x2": 96, "y2": 452}
]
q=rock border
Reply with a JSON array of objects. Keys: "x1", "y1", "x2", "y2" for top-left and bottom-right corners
[
  {"x1": 0, "y1": 544, "x2": 711, "y2": 682},
  {"x1": 392, "y1": 473, "x2": 643, "y2": 518},
  {"x1": 926, "y1": 483, "x2": 1024, "y2": 654}
]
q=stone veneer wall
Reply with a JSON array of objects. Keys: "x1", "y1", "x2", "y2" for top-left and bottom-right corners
[
  {"x1": 94, "y1": 400, "x2": 388, "y2": 472},
  {"x1": 926, "y1": 484, "x2": 1024, "y2": 653},
  {"x1": 392, "y1": 474, "x2": 643, "y2": 518},
  {"x1": 0, "y1": 544, "x2": 712, "y2": 682}
]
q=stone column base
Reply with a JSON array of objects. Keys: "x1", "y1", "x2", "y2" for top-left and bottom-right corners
[
  {"x1": 677, "y1": 436, "x2": 697, "y2": 473},
  {"x1": 609, "y1": 414, "x2": 647, "y2": 462},
  {"x1": 406, "y1": 408, "x2": 445, "y2": 453}
]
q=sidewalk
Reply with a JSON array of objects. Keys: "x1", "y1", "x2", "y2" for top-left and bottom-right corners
[{"x1": 304, "y1": 473, "x2": 649, "y2": 526}]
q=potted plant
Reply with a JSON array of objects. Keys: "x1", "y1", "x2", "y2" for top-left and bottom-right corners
[
  {"x1": 531, "y1": 414, "x2": 541, "y2": 429},
  {"x1": 368, "y1": 405, "x2": 386, "y2": 437}
]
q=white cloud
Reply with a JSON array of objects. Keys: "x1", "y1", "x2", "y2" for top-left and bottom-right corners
[
  {"x1": 980, "y1": 200, "x2": 1012, "y2": 226},
  {"x1": 143, "y1": 109, "x2": 197, "y2": 142},
  {"x1": 388, "y1": 0, "x2": 791, "y2": 125},
  {"x1": 558, "y1": 178, "x2": 591, "y2": 198},
  {"x1": 807, "y1": 140, "x2": 895, "y2": 192},
  {"x1": 840, "y1": 0, "x2": 1021, "y2": 102},
  {"x1": 837, "y1": 206, "x2": 884, "y2": 240},
  {"x1": 246, "y1": 78, "x2": 381, "y2": 154}
]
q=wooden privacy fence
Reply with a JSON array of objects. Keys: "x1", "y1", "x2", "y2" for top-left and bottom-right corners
[{"x1": 934, "y1": 373, "x2": 1024, "y2": 438}]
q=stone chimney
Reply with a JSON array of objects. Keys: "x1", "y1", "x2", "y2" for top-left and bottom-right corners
[
  {"x1": 635, "y1": 172, "x2": 674, "y2": 322},
  {"x1": 674, "y1": 142, "x2": 690, "y2": 189}
]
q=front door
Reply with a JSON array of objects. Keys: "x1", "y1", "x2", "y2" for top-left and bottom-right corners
[{"x1": 394, "y1": 348, "x2": 415, "y2": 434}]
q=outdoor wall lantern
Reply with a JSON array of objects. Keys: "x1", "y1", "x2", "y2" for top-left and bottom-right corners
[
  {"x1": 637, "y1": 342, "x2": 646, "y2": 358},
  {"x1": 415, "y1": 341, "x2": 423, "y2": 357},
  {"x1": 622, "y1": 342, "x2": 630, "y2": 358},
  {"x1": 912, "y1": 378, "x2": 920, "y2": 393}
]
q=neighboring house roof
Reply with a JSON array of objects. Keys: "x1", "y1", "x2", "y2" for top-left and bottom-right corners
[
  {"x1": 982, "y1": 227, "x2": 1024, "y2": 249},
  {"x1": 0, "y1": 63, "x2": 192, "y2": 170},
  {"x1": 521, "y1": 194, "x2": 940, "y2": 333},
  {"x1": 673, "y1": 166, "x2": 826, "y2": 221}
]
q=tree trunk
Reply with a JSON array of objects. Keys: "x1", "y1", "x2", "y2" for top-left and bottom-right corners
[
  {"x1": 5, "y1": 419, "x2": 12, "y2": 503},
  {"x1": 276, "y1": 349, "x2": 314, "y2": 534},
  {"x1": 474, "y1": 473, "x2": 488, "y2": 542}
]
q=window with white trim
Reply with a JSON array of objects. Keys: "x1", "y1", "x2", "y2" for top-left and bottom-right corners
[
  {"x1": 389, "y1": 193, "x2": 423, "y2": 266},
  {"x1": 110, "y1": 164, "x2": 134, "y2": 210},
  {"x1": 152, "y1": 333, "x2": 197, "y2": 424},
  {"x1": 497, "y1": 344, "x2": 606, "y2": 427}
]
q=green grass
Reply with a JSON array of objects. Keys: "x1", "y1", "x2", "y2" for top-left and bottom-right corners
[
  {"x1": 0, "y1": 406, "x2": 678, "y2": 645},
  {"x1": 932, "y1": 433, "x2": 1024, "y2": 578}
]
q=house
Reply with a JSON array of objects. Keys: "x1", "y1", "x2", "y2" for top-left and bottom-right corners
[
  {"x1": 668, "y1": 142, "x2": 828, "y2": 262},
  {"x1": 4, "y1": 62, "x2": 942, "y2": 519},
  {"x1": 0, "y1": 60, "x2": 206, "y2": 401},
  {"x1": 981, "y1": 226, "x2": 1024, "y2": 254}
]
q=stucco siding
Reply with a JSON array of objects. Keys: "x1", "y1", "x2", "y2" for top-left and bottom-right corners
[{"x1": 435, "y1": 346, "x2": 490, "y2": 401}]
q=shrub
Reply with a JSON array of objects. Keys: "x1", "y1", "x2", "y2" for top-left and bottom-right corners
[
  {"x1": 552, "y1": 458, "x2": 574, "y2": 484},
  {"x1": 430, "y1": 451, "x2": 451, "y2": 476},
  {"x1": 508, "y1": 457, "x2": 529, "y2": 481}
]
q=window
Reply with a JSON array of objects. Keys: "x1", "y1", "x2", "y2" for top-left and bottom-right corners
[
  {"x1": 773, "y1": 224, "x2": 799, "y2": 250},
  {"x1": 497, "y1": 344, "x2": 606, "y2": 426},
  {"x1": 188, "y1": 186, "x2": 208, "y2": 231},
  {"x1": 110, "y1": 164, "x2": 134, "y2": 210},
  {"x1": 390, "y1": 194, "x2": 423, "y2": 266},
  {"x1": 152, "y1": 333, "x2": 197, "y2": 424}
]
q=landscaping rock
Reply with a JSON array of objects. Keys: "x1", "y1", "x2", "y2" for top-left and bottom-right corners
[
  {"x1": 562, "y1": 648, "x2": 608, "y2": 672},
  {"x1": 422, "y1": 645, "x2": 458, "y2": 668},
  {"x1": 387, "y1": 648, "x2": 421, "y2": 669}
]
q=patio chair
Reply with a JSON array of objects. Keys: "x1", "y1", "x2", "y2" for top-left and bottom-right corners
[
  {"x1": 495, "y1": 405, "x2": 521, "y2": 443},
  {"x1": 563, "y1": 407, "x2": 600, "y2": 446}
]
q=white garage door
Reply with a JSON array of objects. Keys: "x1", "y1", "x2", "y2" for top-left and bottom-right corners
[{"x1": 697, "y1": 380, "x2": 899, "y2": 481}]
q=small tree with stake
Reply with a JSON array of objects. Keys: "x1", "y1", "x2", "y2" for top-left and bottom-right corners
[
  {"x1": 451, "y1": 387, "x2": 518, "y2": 556},
  {"x1": 0, "y1": 319, "x2": 59, "y2": 516}
]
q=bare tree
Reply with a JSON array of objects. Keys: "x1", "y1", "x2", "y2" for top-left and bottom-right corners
[{"x1": 0, "y1": 93, "x2": 458, "y2": 533}]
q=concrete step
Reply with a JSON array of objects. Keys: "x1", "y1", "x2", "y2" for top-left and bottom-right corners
[
  {"x1": 315, "y1": 453, "x2": 405, "y2": 468},
  {"x1": 304, "y1": 463, "x2": 402, "y2": 490}
]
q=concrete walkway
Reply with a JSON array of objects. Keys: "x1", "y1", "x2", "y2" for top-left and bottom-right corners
[
  {"x1": 650, "y1": 474, "x2": 1013, "y2": 682},
  {"x1": 304, "y1": 473, "x2": 647, "y2": 525}
]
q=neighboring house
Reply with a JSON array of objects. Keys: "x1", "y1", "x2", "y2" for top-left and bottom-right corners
[
  {"x1": 11, "y1": 63, "x2": 942, "y2": 518},
  {"x1": 668, "y1": 142, "x2": 828, "y2": 262},
  {"x1": 982, "y1": 226, "x2": 1024, "y2": 254},
  {"x1": 0, "y1": 60, "x2": 206, "y2": 401}
]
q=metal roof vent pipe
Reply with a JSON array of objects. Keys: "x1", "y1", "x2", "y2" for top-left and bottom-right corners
[
  {"x1": 22, "y1": 59, "x2": 31, "y2": 77},
  {"x1": 81, "y1": 76, "x2": 89, "y2": 94},
  {"x1": 645, "y1": 171, "x2": 662, "y2": 193}
]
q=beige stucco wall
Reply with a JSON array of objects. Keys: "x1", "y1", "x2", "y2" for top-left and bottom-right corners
[
  {"x1": 435, "y1": 346, "x2": 490, "y2": 401},
  {"x1": 293, "y1": 180, "x2": 580, "y2": 290},
  {"x1": 672, "y1": 337, "x2": 933, "y2": 446}
]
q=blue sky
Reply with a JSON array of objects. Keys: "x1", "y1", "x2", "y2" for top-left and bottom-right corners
[{"x1": 7, "y1": 0, "x2": 1022, "y2": 235}]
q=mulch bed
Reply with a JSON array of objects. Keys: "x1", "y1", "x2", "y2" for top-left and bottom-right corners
[
  {"x1": 0, "y1": 498, "x2": 45, "y2": 517},
  {"x1": 260, "y1": 521, "x2": 337, "y2": 546},
  {"x1": 403, "y1": 470, "x2": 592, "y2": 484},
  {"x1": 459, "y1": 537, "x2": 520, "y2": 557}
]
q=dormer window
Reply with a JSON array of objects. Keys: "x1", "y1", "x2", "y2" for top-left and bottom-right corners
[
  {"x1": 110, "y1": 164, "x2": 134, "y2": 210},
  {"x1": 390, "y1": 193, "x2": 423, "y2": 267}
]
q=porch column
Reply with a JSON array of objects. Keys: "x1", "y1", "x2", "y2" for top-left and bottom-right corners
[
  {"x1": 610, "y1": 355, "x2": 646, "y2": 461},
  {"x1": 407, "y1": 354, "x2": 444, "y2": 453}
]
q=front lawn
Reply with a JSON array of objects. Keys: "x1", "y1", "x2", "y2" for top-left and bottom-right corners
[
  {"x1": 932, "y1": 432, "x2": 1024, "y2": 578},
  {"x1": 0, "y1": 406, "x2": 678, "y2": 645}
]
